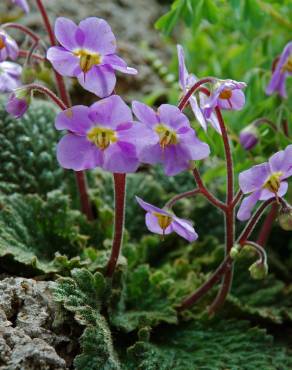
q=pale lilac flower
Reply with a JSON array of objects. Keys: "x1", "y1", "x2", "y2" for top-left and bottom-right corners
[
  {"x1": 202, "y1": 79, "x2": 246, "y2": 119},
  {"x1": 136, "y1": 196, "x2": 198, "y2": 242},
  {"x1": 266, "y1": 41, "x2": 292, "y2": 98},
  {"x1": 12, "y1": 0, "x2": 30, "y2": 13},
  {"x1": 55, "y1": 95, "x2": 154, "y2": 173},
  {"x1": 177, "y1": 44, "x2": 221, "y2": 134},
  {"x1": 0, "y1": 61, "x2": 22, "y2": 92},
  {"x1": 239, "y1": 125, "x2": 258, "y2": 151},
  {"x1": 237, "y1": 145, "x2": 292, "y2": 221},
  {"x1": 47, "y1": 17, "x2": 137, "y2": 98},
  {"x1": 6, "y1": 89, "x2": 30, "y2": 118},
  {"x1": 132, "y1": 101, "x2": 210, "y2": 176},
  {"x1": 0, "y1": 30, "x2": 19, "y2": 62}
]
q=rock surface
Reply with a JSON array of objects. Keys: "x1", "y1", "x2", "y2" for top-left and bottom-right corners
[{"x1": 0, "y1": 277, "x2": 74, "y2": 370}]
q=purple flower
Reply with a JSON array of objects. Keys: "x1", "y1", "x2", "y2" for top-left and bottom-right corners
[
  {"x1": 237, "y1": 145, "x2": 292, "y2": 221},
  {"x1": 0, "y1": 30, "x2": 19, "y2": 62},
  {"x1": 239, "y1": 125, "x2": 258, "y2": 151},
  {"x1": 266, "y1": 41, "x2": 292, "y2": 98},
  {"x1": 55, "y1": 95, "x2": 154, "y2": 173},
  {"x1": 177, "y1": 45, "x2": 222, "y2": 134},
  {"x1": 11, "y1": 0, "x2": 30, "y2": 13},
  {"x1": 201, "y1": 79, "x2": 246, "y2": 119},
  {"x1": 136, "y1": 196, "x2": 198, "y2": 242},
  {"x1": 0, "y1": 61, "x2": 22, "y2": 92},
  {"x1": 6, "y1": 88, "x2": 30, "y2": 118},
  {"x1": 132, "y1": 101, "x2": 210, "y2": 176},
  {"x1": 47, "y1": 17, "x2": 137, "y2": 97}
]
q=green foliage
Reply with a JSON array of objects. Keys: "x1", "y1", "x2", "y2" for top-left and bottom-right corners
[
  {"x1": 124, "y1": 320, "x2": 292, "y2": 370},
  {"x1": 0, "y1": 190, "x2": 91, "y2": 274},
  {"x1": 0, "y1": 99, "x2": 71, "y2": 195},
  {"x1": 53, "y1": 268, "x2": 121, "y2": 370}
]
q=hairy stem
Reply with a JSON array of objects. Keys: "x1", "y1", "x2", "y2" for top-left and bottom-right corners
[
  {"x1": 2, "y1": 22, "x2": 40, "y2": 42},
  {"x1": 165, "y1": 189, "x2": 201, "y2": 209},
  {"x1": 192, "y1": 168, "x2": 226, "y2": 211},
  {"x1": 106, "y1": 173, "x2": 127, "y2": 277},
  {"x1": 207, "y1": 108, "x2": 234, "y2": 314},
  {"x1": 178, "y1": 77, "x2": 215, "y2": 111},
  {"x1": 244, "y1": 241, "x2": 267, "y2": 264},
  {"x1": 23, "y1": 83, "x2": 67, "y2": 110},
  {"x1": 35, "y1": 0, "x2": 93, "y2": 221}
]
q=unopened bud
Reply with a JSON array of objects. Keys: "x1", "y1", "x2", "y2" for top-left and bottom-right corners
[
  {"x1": 230, "y1": 244, "x2": 241, "y2": 260},
  {"x1": 6, "y1": 87, "x2": 31, "y2": 119},
  {"x1": 249, "y1": 261, "x2": 268, "y2": 280},
  {"x1": 278, "y1": 204, "x2": 292, "y2": 231},
  {"x1": 239, "y1": 125, "x2": 259, "y2": 151}
]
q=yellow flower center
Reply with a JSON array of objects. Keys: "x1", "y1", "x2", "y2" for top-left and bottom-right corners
[
  {"x1": 155, "y1": 124, "x2": 178, "y2": 149},
  {"x1": 219, "y1": 89, "x2": 232, "y2": 99},
  {"x1": 87, "y1": 126, "x2": 117, "y2": 150},
  {"x1": 263, "y1": 172, "x2": 282, "y2": 193},
  {"x1": 153, "y1": 212, "x2": 172, "y2": 231},
  {"x1": 0, "y1": 36, "x2": 6, "y2": 50},
  {"x1": 74, "y1": 49, "x2": 102, "y2": 73},
  {"x1": 281, "y1": 55, "x2": 292, "y2": 73}
]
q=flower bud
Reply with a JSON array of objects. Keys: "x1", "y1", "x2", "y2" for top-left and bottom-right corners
[
  {"x1": 230, "y1": 244, "x2": 241, "y2": 260},
  {"x1": 6, "y1": 87, "x2": 31, "y2": 118},
  {"x1": 249, "y1": 261, "x2": 268, "y2": 280},
  {"x1": 239, "y1": 125, "x2": 259, "y2": 150},
  {"x1": 278, "y1": 204, "x2": 292, "y2": 231}
]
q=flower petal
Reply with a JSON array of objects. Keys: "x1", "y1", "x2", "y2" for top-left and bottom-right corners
[
  {"x1": 259, "y1": 181, "x2": 288, "y2": 200},
  {"x1": 172, "y1": 217, "x2": 198, "y2": 242},
  {"x1": 189, "y1": 96, "x2": 207, "y2": 131},
  {"x1": 269, "y1": 145, "x2": 292, "y2": 179},
  {"x1": 55, "y1": 17, "x2": 79, "y2": 50},
  {"x1": 238, "y1": 163, "x2": 270, "y2": 194},
  {"x1": 158, "y1": 104, "x2": 190, "y2": 130},
  {"x1": 218, "y1": 89, "x2": 245, "y2": 110},
  {"x1": 55, "y1": 105, "x2": 92, "y2": 133},
  {"x1": 177, "y1": 44, "x2": 188, "y2": 91},
  {"x1": 102, "y1": 141, "x2": 139, "y2": 173},
  {"x1": 89, "y1": 95, "x2": 132, "y2": 128},
  {"x1": 179, "y1": 132, "x2": 210, "y2": 161},
  {"x1": 132, "y1": 101, "x2": 159, "y2": 126},
  {"x1": 163, "y1": 145, "x2": 190, "y2": 176},
  {"x1": 102, "y1": 54, "x2": 137, "y2": 74},
  {"x1": 139, "y1": 143, "x2": 162, "y2": 165},
  {"x1": 78, "y1": 17, "x2": 116, "y2": 55},
  {"x1": 135, "y1": 196, "x2": 170, "y2": 216},
  {"x1": 237, "y1": 190, "x2": 261, "y2": 221},
  {"x1": 145, "y1": 213, "x2": 173, "y2": 235},
  {"x1": 77, "y1": 65, "x2": 116, "y2": 97},
  {"x1": 57, "y1": 134, "x2": 102, "y2": 171},
  {"x1": 47, "y1": 46, "x2": 79, "y2": 76}
]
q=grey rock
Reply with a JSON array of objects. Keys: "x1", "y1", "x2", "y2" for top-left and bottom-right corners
[{"x1": 0, "y1": 277, "x2": 70, "y2": 370}]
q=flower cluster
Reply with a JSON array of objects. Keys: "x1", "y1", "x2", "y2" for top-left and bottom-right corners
[{"x1": 47, "y1": 17, "x2": 137, "y2": 97}]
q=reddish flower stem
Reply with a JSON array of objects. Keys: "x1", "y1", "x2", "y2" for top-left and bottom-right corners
[
  {"x1": 177, "y1": 79, "x2": 236, "y2": 313},
  {"x1": 192, "y1": 168, "x2": 226, "y2": 211},
  {"x1": 35, "y1": 0, "x2": 93, "y2": 221},
  {"x1": 165, "y1": 188, "x2": 201, "y2": 209},
  {"x1": 2, "y1": 23, "x2": 40, "y2": 42},
  {"x1": 24, "y1": 83, "x2": 67, "y2": 110},
  {"x1": 256, "y1": 203, "x2": 278, "y2": 247},
  {"x1": 106, "y1": 173, "x2": 127, "y2": 277},
  {"x1": 178, "y1": 77, "x2": 215, "y2": 111},
  {"x1": 177, "y1": 199, "x2": 276, "y2": 311}
]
